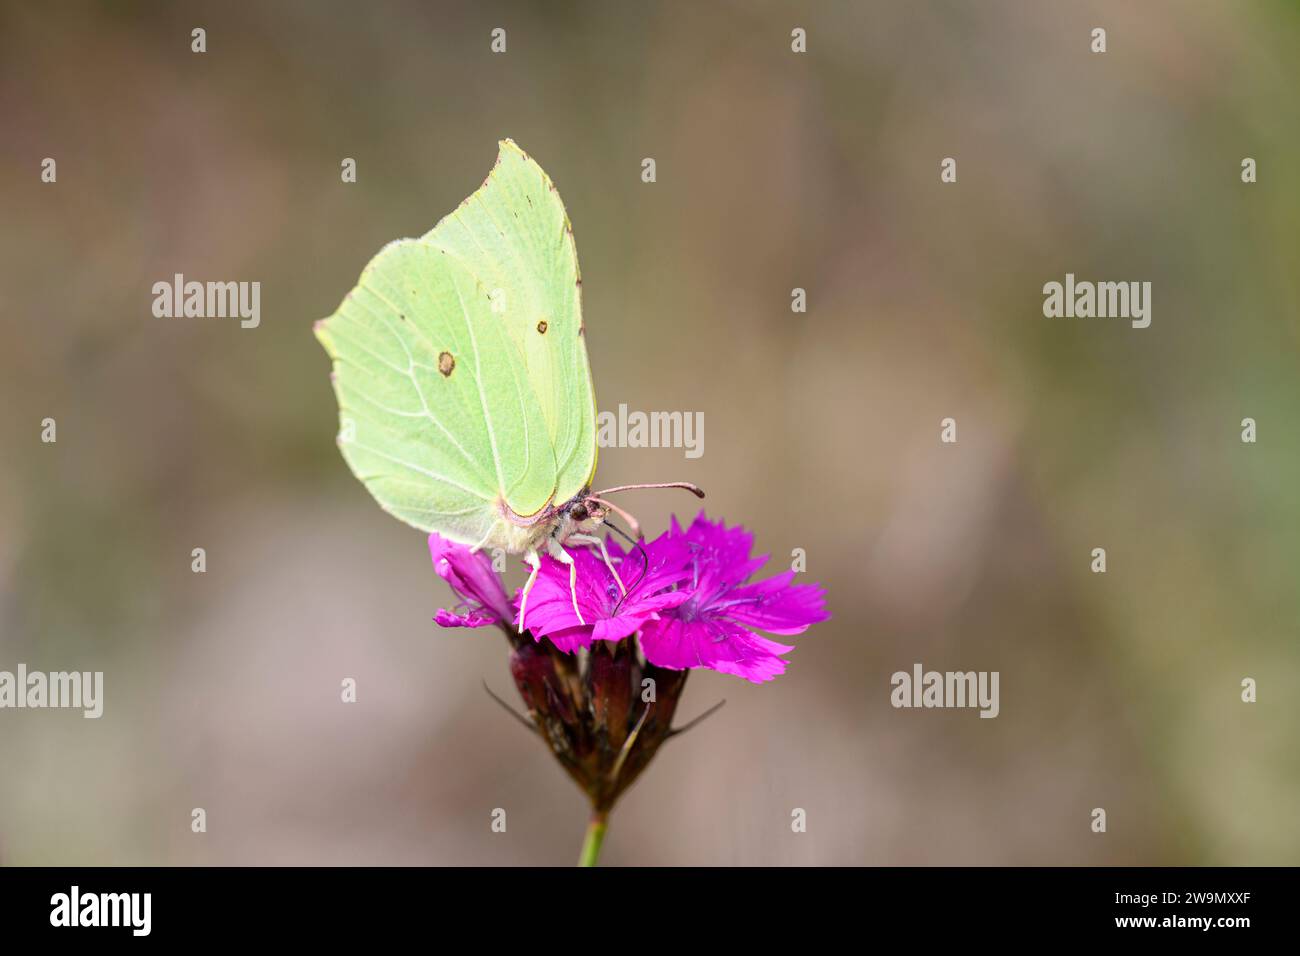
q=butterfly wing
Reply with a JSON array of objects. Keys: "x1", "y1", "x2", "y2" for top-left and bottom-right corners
[
  {"x1": 315, "y1": 140, "x2": 596, "y2": 550},
  {"x1": 423, "y1": 139, "x2": 597, "y2": 510}
]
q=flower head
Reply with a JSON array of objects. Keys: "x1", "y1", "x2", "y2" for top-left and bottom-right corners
[
  {"x1": 429, "y1": 533, "x2": 513, "y2": 628},
  {"x1": 522, "y1": 534, "x2": 693, "y2": 652},
  {"x1": 638, "y1": 514, "x2": 830, "y2": 683},
  {"x1": 517, "y1": 514, "x2": 828, "y2": 683}
]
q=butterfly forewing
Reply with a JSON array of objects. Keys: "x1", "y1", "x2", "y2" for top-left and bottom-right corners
[
  {"x1": 422, "y1": 140, "x2": 597, "y2": 510},
  {"x1": 316, "y1": 140, "x2": 597, "y2": 549}
]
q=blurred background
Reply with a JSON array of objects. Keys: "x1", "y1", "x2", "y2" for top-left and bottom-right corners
[{"x1": 1, "y1": 0, "x2": 1298, "y2": 865}]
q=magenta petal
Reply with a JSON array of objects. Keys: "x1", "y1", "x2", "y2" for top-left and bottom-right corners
[
  {"x1": 589, "y1": 615, "x2": 643, "y2": 643},
  {"x1": 545, "y1": 626, "x2": 597, "y2": 654},
  {"x1": 639, "y1": 512, "x2": 829, "y2": 682},
  {"x1": 520, "y1": 534, "x2": 694, "y2": 647},
  {"x1": 724, "y1": 575, "x2": 831, "y2": 635},
  {"x1": 434, "y1": 608, "x2": 498, "y2": 629},
  {"x1": 640, "y1": 616, "x2": 795, "y2": 684},
  {"x1": 429, "y1": 533, "x2": 513, "y2": 626}
]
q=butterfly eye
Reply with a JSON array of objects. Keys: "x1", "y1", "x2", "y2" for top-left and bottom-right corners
[{"x1": 570, "y1": 504, "x2": 588, "y2": 521}]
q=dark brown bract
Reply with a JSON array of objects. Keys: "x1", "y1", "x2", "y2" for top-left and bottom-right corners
[{"x1": 507, "y1": 636, "x2": 689, "y2": 813}]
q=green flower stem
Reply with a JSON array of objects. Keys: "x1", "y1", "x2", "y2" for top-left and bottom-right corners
[{"x1": 578, "y1": 810, "x2": 608, "y2": 867}]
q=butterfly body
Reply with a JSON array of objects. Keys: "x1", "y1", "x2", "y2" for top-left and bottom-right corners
[{"x1": 489, "y1": 485, "x2": 608, "y2": 554}]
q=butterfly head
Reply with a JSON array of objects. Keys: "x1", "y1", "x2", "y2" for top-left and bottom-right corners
[
  {"x1": 566, "y1": 498, "x2": 604, "y2": 525},
  {"x1": 556, "y1": 481, "x2": 705, "y2": 546},
  {"x1": 554, "y1": 490, "x2": 608, "y2": 541}
]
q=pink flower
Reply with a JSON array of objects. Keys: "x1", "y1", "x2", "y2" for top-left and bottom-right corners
[
  {"x1": 518, "y1": 514, "x2": 829, "y2": 683},
  {"x1": 429, "y1": 533, "x2": 513, "y2": 628},
  {"x1": 521, "y1": 535, "x2": 693, "y2": 653},
  {"x1": 638, "y1": 515, "x2": 830, "y2": 683}
]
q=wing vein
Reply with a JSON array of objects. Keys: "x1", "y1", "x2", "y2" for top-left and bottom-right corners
[
  {"x1": 347, "y1": 440, "x2": 494, "y2": 501},
  {"x1": 343, "y1": 289, "x2": 492, "y2": 484},
  {"x1": 448, "y1": 271, "x2": 507, "y2": 498}
]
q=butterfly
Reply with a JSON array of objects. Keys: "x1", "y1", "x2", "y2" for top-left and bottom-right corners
[{"x1": 314, "y1": 140, "x2": 701, "y2": 631}]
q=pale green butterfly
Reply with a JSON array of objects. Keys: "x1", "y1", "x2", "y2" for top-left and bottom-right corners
[{"x1": 314, "y1": 140, "x2": 701, "y2": 631}]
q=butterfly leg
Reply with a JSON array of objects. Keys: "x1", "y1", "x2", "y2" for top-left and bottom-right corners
[
  {"x1": 546, "y1": 539, "x2": 587, "y2": 626},
  {"x1": 517, "y1": 549, "x2": 542, "y2": 634},
  {"x1": 566, "y1": 533, "x2": 626, "y2": 598}
]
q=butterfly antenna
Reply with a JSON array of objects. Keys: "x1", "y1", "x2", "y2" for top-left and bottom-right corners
[
  {"x1": 591, "y1": 481, "x2": 705, "y2": 499},
  {"x1": 604, "y1": 519, "x2": 649, "y2": 612}
]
